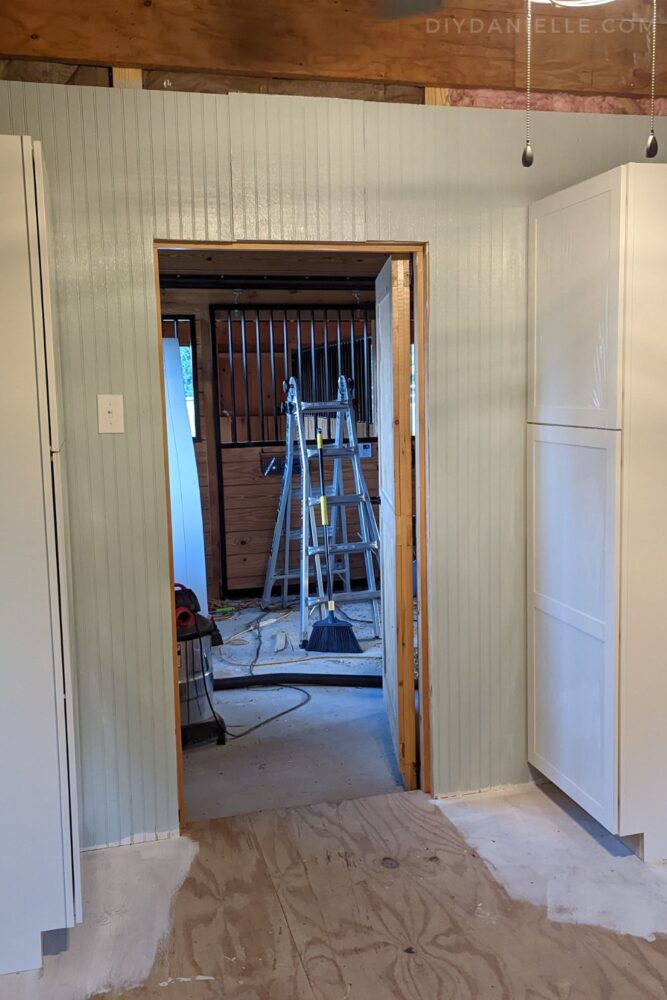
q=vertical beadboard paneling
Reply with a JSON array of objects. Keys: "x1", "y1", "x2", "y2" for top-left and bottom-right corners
[
  {"x1": 229, "y1": 94, "x2": 366, "y2": 242},
  {"x1": 0, "y1": 83, "x2": 234, "y2": 847},
  {"x1": 0, "y1": 83, "x2": 664, "y2": 844}
]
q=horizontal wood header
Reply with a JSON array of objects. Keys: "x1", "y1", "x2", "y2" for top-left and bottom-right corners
[{"x1": 2, "y1": 0, "x2": 666, "y2": 97}]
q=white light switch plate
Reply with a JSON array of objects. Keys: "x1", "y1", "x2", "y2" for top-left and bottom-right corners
[{"x1": 98, "y1": 394, "x2": 124, "y2": 434}]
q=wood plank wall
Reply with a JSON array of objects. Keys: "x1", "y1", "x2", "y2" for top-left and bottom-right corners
[{"x1": 222, "y1": 445, "x2": 379, "y2": 591}]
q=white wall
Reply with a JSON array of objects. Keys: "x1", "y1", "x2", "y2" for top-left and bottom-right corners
[{"x1": 0, "y1": 81, "x2": 662, "y2": 847}]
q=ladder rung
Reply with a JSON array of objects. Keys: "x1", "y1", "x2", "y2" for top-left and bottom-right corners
[
  {"x1": 308, "y1": 590, "x2": 381, "y2": 606},
  {"x1": 300, "y1": 401, "x2": 351, "y2": 413},
  {"x1": 306, "y1": 446, "x2": 356, "y2": 459},
  {"x1": 308, "y1": 494, "x2": 365, "y2": 507},
  {"x1": 308, "y1": 541, "x2": 377, "y2": 556},
  {"x1": 270, "y1": 569, "x2": 332, "y2": 581}
]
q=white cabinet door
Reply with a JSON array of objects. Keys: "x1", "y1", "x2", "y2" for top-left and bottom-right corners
[
  {"x1": 0, "y1": 136, "x2": 80, "y2": 974},
  {"x1": 527, "y1": 424, "x2": 620, "y2": 831},
  {"x1": 528, "y1": 167, "x2": 626, "y2": 429}
]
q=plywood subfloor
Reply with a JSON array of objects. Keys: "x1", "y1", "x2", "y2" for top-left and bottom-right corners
[
  {"x1": 184, "y1": 686, "x2": 402, "y2": 821},
  {"x1": 97, "y1": 791, "x2": 667, "y2": 1000}
]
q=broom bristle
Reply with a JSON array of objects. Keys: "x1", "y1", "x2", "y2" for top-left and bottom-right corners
[{"x1": 305, "y1": 611, "x2": 362, "y2": 654}]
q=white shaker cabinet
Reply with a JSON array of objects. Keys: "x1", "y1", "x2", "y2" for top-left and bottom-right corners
[
  {"x1": 528, "y1": 163, "x2": 667, "y2": 861},
  {"x1": 0, "y1": 135, "x2": 81, "y2": 973}
]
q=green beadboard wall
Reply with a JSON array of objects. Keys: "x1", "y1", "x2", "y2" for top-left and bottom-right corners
[{"x1": 0, "y1": 81, "x2": 663, "y2": 848}]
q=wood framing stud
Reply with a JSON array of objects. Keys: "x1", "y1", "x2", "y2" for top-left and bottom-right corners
[
  {"x1": 425, "y1": 87, "x2": 450, "y2": 106},
  {"x1": 112, "y1": 67, "x2": 142, "y2": 89}
]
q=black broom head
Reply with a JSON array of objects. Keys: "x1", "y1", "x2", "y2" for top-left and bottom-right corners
[{"x1": 305, "y1": 610, "x2": 362, "y2": 654}]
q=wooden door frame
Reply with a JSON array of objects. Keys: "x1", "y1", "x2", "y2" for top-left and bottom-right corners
[{"x1": 153, "y1": 240, "x2": 432, "y2": 825}]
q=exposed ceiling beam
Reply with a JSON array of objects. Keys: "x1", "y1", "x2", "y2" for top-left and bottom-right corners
[{"x1": 1, "y1": 0, "x2": 666, "y2": 97}]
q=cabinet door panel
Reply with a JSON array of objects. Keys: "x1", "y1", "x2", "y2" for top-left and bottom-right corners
[
  {"x1": 527, "y1": 424, "x2": 620, "y2": 831},
  {"x1": 528, "y1": 168, "x2": 625, "y2": 429},
  {"x1": 0, "y1": 136, "x2": 70, "y2": 973}
]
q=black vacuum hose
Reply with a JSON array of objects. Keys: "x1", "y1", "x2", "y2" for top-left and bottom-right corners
[{"x1": 213, "y1": 673, "x2": 382, "y2": 691}]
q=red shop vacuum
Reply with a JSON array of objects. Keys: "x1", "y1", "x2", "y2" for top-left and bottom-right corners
[{"x1": 174, "y1": 584, "x2": 225, "y2": 746}]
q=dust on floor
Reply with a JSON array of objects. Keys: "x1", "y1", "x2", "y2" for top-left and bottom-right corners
[
  {"x1": 0, "y1": 837, "x2": 197, "y2": 1000},
  {"x1": 211, "y1": 599, "x2": 383, "y2": 678},
  {"x1": 436, "y1": 781, "x2": 667, "y2": 941}
]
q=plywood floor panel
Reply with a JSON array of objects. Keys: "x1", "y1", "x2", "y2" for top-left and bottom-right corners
[
  {"x1": 97, "y1": 791, "x2": 667, "y2": 1000},
  {"x1": 127, "y1": 812, "x2": 317, "y2": 1000}
]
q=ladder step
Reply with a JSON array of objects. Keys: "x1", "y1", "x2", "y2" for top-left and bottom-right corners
[
  {"x1": 308, "y1": 541, "x2": 377, "y2": 557},
  {"x1": 306, "y1": 445, "x2": 357, "y2": 459},
  {"x1": 308, "y1": 590, "x2": 381, "y2": 606},
  {"x1": 300, "y1": 401, "x2": 351, "y2": 413},
  {"x1": 270, "y1": 569, "x2": 331, "y2": 582},
  {"x1": 308, "y1": 494, "x2": 365, "y2": 507}
]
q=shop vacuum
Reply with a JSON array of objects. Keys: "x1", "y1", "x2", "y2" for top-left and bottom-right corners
[{"x1": 174, "y1": 584, "x2": 226, "y2": 746}]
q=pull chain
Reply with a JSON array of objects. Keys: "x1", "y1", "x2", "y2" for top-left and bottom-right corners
[
  {"x1": 522, "y1": 0, "x2": 534, "y2": 167},
  {"x1": 646, "y1": 0, "x2": 659, "y2": 158}
]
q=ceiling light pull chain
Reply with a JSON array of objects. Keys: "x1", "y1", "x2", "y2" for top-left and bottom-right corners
[
  {"x1": 522, "y1": 0, "x2": 534, "y2": 167},
  {"x1": 646, "y1": 0, "x2": 659, "y2": 158}
]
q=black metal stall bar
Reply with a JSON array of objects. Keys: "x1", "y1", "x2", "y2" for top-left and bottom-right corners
[{"x1": 212, "y1": 305, "x2": 375, "y2": 445}]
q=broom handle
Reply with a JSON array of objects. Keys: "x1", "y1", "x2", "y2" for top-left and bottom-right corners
[{"x1": 316, "y1": 428, "x2": 335, "y2": 611}]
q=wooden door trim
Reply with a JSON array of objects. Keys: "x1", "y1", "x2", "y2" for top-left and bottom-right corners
[
  {"x1": 153, "y1": 246, "x2": 186, "y2": 827},
  {"x1": 154, "y1": 238, "x2": 433, "y2": 824},
  {"x1": 379, "y1": 255, "x2": 418, "y2": 791},
  {"x1": 413, "y1": 249, "x2": 432, "y2": 794}
]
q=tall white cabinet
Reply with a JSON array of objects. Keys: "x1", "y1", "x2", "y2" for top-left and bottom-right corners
[
  {"x1": 0, "y1": 135, "x2": 81, "y2": 973},
  {"x1": 528, "y1": 163, "x2": 667, "y2": 862}
]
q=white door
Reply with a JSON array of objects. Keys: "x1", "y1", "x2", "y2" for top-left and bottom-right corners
[
  {"x1": 527, "y1": 423, "x2": 620, "y2": 830},
  {"x1": 163, "y1": 337, "x2": 208, "y2": 615},
  {"x1": 528, "y1": 166, "x2": 626, "y2": 429},
  {"x1": 375, "y1": 257, "x2": 416, "y2": 790}
]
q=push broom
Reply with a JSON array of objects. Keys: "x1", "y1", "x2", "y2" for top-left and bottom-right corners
[{"x1": 306, "y1": 428, "x2": 362, "y2": 654}]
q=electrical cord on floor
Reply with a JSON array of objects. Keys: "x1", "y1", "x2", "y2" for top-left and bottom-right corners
[
  {"x1": 223, "y1": 685, "x2": 312, "y2": 741},
  {"x1": 208, "y1": 606, "x2": 376, "y2": 744},
  {"x1": 220, "y1": 609, "x2": 292, "y2": 646}
]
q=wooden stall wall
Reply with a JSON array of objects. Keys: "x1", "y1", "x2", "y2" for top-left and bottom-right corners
[
  {"x1": 160, "y1": 288, "x2": 376, "y2": 597},
  {"x1": 222, "y1": 444, "x2": 379, "y2": 592}
]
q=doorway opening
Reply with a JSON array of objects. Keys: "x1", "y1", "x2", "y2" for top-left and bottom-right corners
[{"x1": 155, "y1": 242, "x2": 430, "y2": 826}]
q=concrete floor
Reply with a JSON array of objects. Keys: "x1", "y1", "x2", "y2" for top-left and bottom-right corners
[
  {"x1": 183, "y1": 601, "x2": 401, "y2": 822},
  {"x1": 184, "y1": 685, "x2": 403, "y2": 821}
]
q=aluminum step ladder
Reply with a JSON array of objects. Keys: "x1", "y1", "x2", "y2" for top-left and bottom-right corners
[{"x1": 262, "y1": 375, "x2": 381, "y2": 645}]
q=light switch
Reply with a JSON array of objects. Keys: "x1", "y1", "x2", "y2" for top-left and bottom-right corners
[{"x1": 98, "y1": 394, "x2": 125, "y2": 434}]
